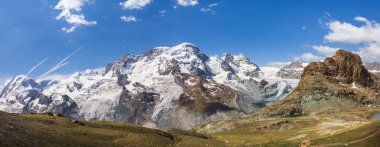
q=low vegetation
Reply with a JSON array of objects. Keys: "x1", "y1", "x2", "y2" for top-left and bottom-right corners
[
  {"x1": 0, "y1": 111, "x2": 225, "y2": 147},
  {"x1": 197, "y1": 108, "x2": 380, "y2": 146}
]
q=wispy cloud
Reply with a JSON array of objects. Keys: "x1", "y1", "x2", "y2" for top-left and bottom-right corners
[
  {"x1": 159, "y1": 10, "x2": 167, "y2": 17},
  {"x1": 121, "y1": 15, "x2": 138, "y2": 22},
  {"x1": 201, "y1": 3, "x2": 220, "y2": 14},
  {"x1": 38, "y1": 47, "x2": 82, "y2": 79},
  {"x1": 54, "y1": 0, "x2": 97, "y2": 33},
  {"x1": 26, "y1": 57, "x2": 49, "y2": 76},
  {"x1": 294, "y1": 53, "x2": 323, "y2": 63}
]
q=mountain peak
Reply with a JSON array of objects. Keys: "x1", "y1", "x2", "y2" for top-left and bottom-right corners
[
  {"x1": 174, "y1": 42, "x2": 197, "y2": 48},
  {"x1": 0, "y1": 43, "x2": 293, "y2": 130},
  {"x1": 303, "y1": 49, "x2": 373, "y2": 87},
  {"x1": 283, "y1": 60, "x2": 303, "y2": 69},
  {"x1": 364, "y1": 62, "x2": 380, "y2": 71}
]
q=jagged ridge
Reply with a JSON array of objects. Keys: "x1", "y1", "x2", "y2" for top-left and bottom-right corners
[{"x1": 0, "y1": 43, "x2": 296, "y2": 130}]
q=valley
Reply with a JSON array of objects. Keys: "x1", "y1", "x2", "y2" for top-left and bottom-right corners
[
  {"x1": 2, "y1": 1, "x2": 380, "y2": 146},
  {"x1": 1, "y1": 46, "x2": 380, "y2": 146},
  {"x1": 196, "y1": 107, "x2": 380, "y2": 146},
  {"x1": 1, "y1": 108, "x2": 379, "y2": 146}
]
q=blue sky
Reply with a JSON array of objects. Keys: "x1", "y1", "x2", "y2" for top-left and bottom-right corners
[{"x1": 1, "y1": 0, "x2": 380, "y2": 83}]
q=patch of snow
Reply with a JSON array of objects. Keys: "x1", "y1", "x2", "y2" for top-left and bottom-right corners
[
  {"x1": 0, "y1": 43, "x2": 304, "y2": 128},
  {"x1": 352, "y1": 82, "x2": 358, "y2": 89}
]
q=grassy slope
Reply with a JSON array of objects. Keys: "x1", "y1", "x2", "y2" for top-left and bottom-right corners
[
  {"x1": 0, "y1": 111, "x2": 225, "y2": 147},
  {"x1": 1, "y1": 110, "x2": 379, "y2": 147},
  {"x1": 312, "y1": 121, "x2": 380, "y2": 147},
  {"x1": 197, "y1": 108, "x2": 380, "y2": 147}
]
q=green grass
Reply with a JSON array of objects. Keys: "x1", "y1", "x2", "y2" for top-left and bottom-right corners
[
  {"x1": 311, "y1": 121, "x2": 380, "y2": 146},
  {"x1": 286, "y1": 113, "x2": 304, "y2": 118},
  {"x1": 0, "y1": 111, "x2": 225, "y2": 147},
  {"x1": 206, "y1": 109, "x2": 380, "y2": 146},
  {"x1": 2, "y1": 109, "x2": 380, "y2": 146}
]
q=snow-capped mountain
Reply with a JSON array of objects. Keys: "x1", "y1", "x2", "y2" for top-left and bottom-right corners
[
  {"x1": 276, "y1": 60, "x2": 308, "y2": 79},
  {"x1": 364, "y1": 62, "x2": 380, "y2": 77},
  {"x1": 0, "y1": 43, "x2": 298, "y2": 130}
]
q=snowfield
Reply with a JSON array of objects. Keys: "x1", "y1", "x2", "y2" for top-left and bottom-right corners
[{"x1": 0, "y1": 43, "x2": 305, "y2": 129}]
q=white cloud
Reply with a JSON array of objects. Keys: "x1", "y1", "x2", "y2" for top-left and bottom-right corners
[
  {"x1": 324, "y1": 16, "x2": 380, "y2": 44},
  {"x1": 318, "y1": 12, "x2": 332, "y2": 26},
  {"x1": 159, "y1": 10, "x2": 167, "y2": 17},
  {"x1": 324, "y1": 16, "x2": 380, "y2": 62},
  {"x1": 267, "y1": 62, "x2": 292, "y2": 68},
  {"x1": 38, "y1": 47, "x2": 82, "y2": 79},
  {"x1": 295, "y1": 53, "x2": 322, "y2": 63},
  {"x1": 201, "y1": 3, "x2": 219, "y2": 14},
  {"x1": 354, "y1": 16, "x2": 372, "y2": 26},
  {"x1": 357, "y1": 42, "x2": 380, "y2": 62},
  {"x1": 54, "y1": 0, "x2": 96, "y2": 33},
  {"x1": 36, "y1": 73, "x2": 71, "y2": 81},
  {"x1": 294, "y1": 45, "x2": 338, "y2": 63},
  {"x1": 312, "y1": 45, "x2": 340, "y2": 57},
  {"x1": 121, "y1": 15, "x2": 138, "y2": 22},
  {"x1": 177, "y1": 0, "x2": 198, "y2": 7},
  {"x1": 120, "y1": 0, "x2": 153, "y2": 9}
]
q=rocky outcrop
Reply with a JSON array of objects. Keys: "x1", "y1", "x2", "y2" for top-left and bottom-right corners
[
  {"x1": 303, "y1": 50, "x2": 374, "y2": 87},
  {"x1": 258, "y1": 50, "x2": 380, "y2": 117},
  {"x1": 224, "y1": 53, "x2": 261, "y2": 78},
  {"x1": 174, "y1": 73, "x2": 238, "y2": 115}
]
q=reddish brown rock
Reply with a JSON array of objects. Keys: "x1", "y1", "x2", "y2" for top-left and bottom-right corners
[
  {"x1": 302, "y1": 50, "x2": 374, "y2": 87},
  {"x1": 257, "y1": 50, "x2": 380, "y2": 117}
]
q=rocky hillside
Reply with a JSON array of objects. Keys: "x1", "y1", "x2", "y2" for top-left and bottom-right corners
[
  {"x1": 0, "y1": 43, "x2": 295, "y2": 130},
  {"x1": 259, "y1": 50, "x2": 380, "y2": 117},
  {"x1": 195, "y1": 50, "x2": 380, "y2": 146}
]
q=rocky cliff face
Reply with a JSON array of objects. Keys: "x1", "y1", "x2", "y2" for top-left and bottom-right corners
[
  {"x1": 303, "y1": 50, "x2": 374, "y2": 87},
  {"x1": 0, "y1": 43, "x2": 295, "y2": 130},
  {"x1": 259, "y1": 50, "x2": 380, "y2": 117}
]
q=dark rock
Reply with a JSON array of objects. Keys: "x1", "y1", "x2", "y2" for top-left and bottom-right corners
[
  {"x1": 175, "y1": 73, "x2": 237, "y2": 115},
  {"x1": 72, "y1": 120, "x2": 85, "y2": 125},
  {"x1": 158, "y1": 59, "x2": 180, "y2": 75},
  {"x1": 117, "y1": 74, "x2": 130, "y2": 86},
  {"x1": 46, "y1": 112, "x2": 64, "y2": 117}
]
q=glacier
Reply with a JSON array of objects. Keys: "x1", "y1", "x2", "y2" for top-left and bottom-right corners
[{"x1": 0, "y1": 43, "x2": 305, "y2": 129}]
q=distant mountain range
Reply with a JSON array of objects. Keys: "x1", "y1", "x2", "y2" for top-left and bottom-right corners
[
  {"x1": 0, "y1": 43, "x2": 301, "y2": 130},
  {"x1": 2, "y1": 43, "x2": 380, "y2": 130},
  {"x1": 2, "y1": 48, "x2": 380, "y2": 146},
  {"x1": 364, "y1": 62, "x2": 380, "y2": 77}
]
